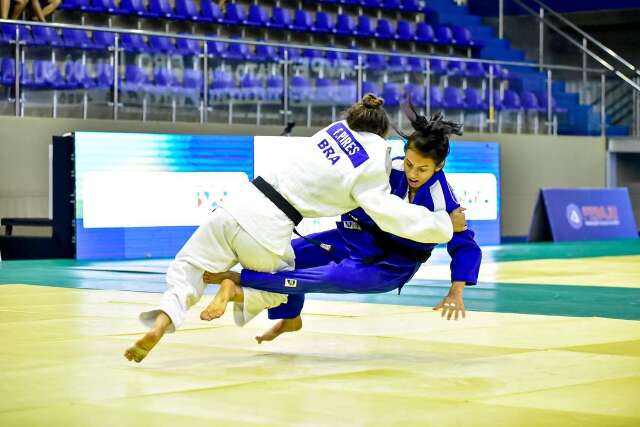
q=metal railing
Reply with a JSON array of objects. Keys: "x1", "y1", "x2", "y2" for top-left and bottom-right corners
[
  {"x1": 0, "y1": 17, "x2": 612, "y2": 135},
  {"x1": 498, "y1": 0, "x2": 640, "y2": 136}
]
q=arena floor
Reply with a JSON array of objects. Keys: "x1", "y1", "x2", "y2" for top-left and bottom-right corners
[{"x1": 1, "y1": 239, "x2": 639, "y2": 426}]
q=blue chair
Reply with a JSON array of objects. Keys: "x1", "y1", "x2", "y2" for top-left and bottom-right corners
[
  {"x1": 429, "y1": 59, "x2": 448, "y2": 75},
  {"x1": 485, "y1": 89, "x2": 502, "y2": 110},
  {"x1": 225, "y1": 40, "x2": 250, "y2": 61},
  {"x1": 245, "y1": 4, "x2": 268, "y2": 27},
  {"x1": 382, "y1": 0, "x2": 400, "y2": 11},
  {"x1": 443, "y1": 86, "x2": 465, "y2": 109},
  {"x1": 0, "y1": 58, "x2": 15, "y2": 85},
  {"x1": 406, "y1": 57, "x2": 425, "y2": 73},
  {"x1": 117, "y1": 0, "x2": 145, "y2": 17},
  {"x1": 153, "y1": 68, "x2": 179, "y2": 94},
  {"x1": 239, "y1": 73, "x2": 264, "y2": 100},
  {"x1": 175, "y1": 0, "x2": 199, "y2": 21},
  {"x1": 395, "y1": 20, "x2": 414, "y2": 41},
  {"x1": 266, "y1": 74, "x2": 283, "y2": 101},
  {"x1": 182, "y1": 69, "x2": 203, "y2": 93},
  {"x1": 20, "y1": 63, "x2": 34, "y2": 89},
  {"x1": 375, "y1": 19, "x2": 394, "y2": 40},
  {"x1": 62, "y1": 29, "x2": 94, "y2": 49},
  {"x1": 199, "y1": 0, "x2": 222, "y2": 23},
  {"x1": 447, "y1": 60, "x2": 466, "y2": 77},
  {"x1": 313, "y1": 78, "x2": 335, "y2": 102},
  {"x1": 277, "y1": 47, "x2": 302, "y2": 60},
  {"x1": 95, "y1": 63, "x2": 114, "y2": 89},
  {"x1": 465, "y1": 62, "x2": 486, "y2": 79},
  {"x1": 121, "y1": 34, "x2": 148, "y2": 53},
  {"x1": 92, "y1": 31, "x2": 115, "y2": 50},
  {"x1": 209, "y1": 70, "x2": 235, "y2": 100},
  {"x1": 415, "y1": 22, "x2": 434, "y2": 44},
  {"x1": 430, "y1": 86, "x2": 444, "y2": 108},
  {"x1": 388, "y1": 54, "x2": 406, "y2": 72},
  {"x1": 65, "y1": 61, "x2": 95, "y2": 89},
  {"x1": 463, "y1": 88, "x2": 484, "y2": 110},
  {"x1": 122, "y1": 65, "x2": 150, "y2": 91},
  {"x1": 86, "y1": 0, "x2": 117, "y2": 13},
  {"x1": 381, "y1": 83, "x2": 401, "y2": 106},
  {"x1": 405, "y1": 83, "x2": 426, "y2": 108},
  {"x1": 521, "y1": 90, "x2": 541, "y2": 112},
  {"x1": 400, "y1": 0, "x2": 420, "y2": 12},
  {"x1": 269, "y1": 7, "x2": 292, "y2": 29},
  {"x1": 149, "y1": 36, "x2": 176, "y2": 54},
  {"x1": 362, "y1": 0, "x2": 380, "y2": 8},
  {"x1": 144, "y1": 0, "x2": 175, "y2": 19},
  {"x1": 501, "y1": 89, "x2": 521, "y2": 111},
  {"x1": 453, "y1": 26, "x2": 476, "y2": 48},
  {"x1": 354, "y1": 15, "x2": 374, "y2": 38},
  {"x1": 59, "y1": 0, "x2": 90, "y2": 11},
  {"x1": 206, "y1": 39, "x2": 226, "y2": 57},
  {"x1": 302, "y1": 49, "x2": 321, "y2": 60},
  {"x1": 175, "y1": 35, "x2": 201, "y2": 56},
  {"x1": 334, "y1": 14, "x2": 354, "y2": 36},
  {"x1": 311, "y1": 11, "x2": 332, "y2": 34},
  {"x1": 31, "y1": 26, "x2": 63, "y2": 47},
  {"x1": 253, "y1": 44, "x2": 277, "y2": 62},
  {"x1": 434, "y1": 25, "x2": 454, "y2": 46},
  {"x1": 221, "y1": 3, "x2": 246, "y2": 25},
  {"x1": 290, "y1": 75, "x2": 311, "y2": 102},
  {"x1": 291, "y1": 9, "x2": 312, "y2": 32},
  {"x1": 366, "y1": 54, "x2": 386, "y2": 71},
  {"x1": 336, "y1": 79, "x2": 356, "y2": 105},
  {"x1": 362, "y1": 80, "x2": 381, "y2": 97},
  {"x1": 326, "y1": 48, "x2": 346, "y2": 65},
  {"x1": 485, "y1": 63, "x2": 510, "y2": 80}
]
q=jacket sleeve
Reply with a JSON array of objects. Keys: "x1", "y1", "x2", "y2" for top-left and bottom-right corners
[
  {"x1": 351, "y1": 162, "x2": 453, "y2": 244},
  {"x1": 447, "y1": 229, "x2": 482, "y2": 285}
]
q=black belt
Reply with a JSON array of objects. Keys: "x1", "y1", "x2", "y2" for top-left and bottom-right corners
[{"x1": 252, "y1": 176, "x2": 303, "y2": 226}]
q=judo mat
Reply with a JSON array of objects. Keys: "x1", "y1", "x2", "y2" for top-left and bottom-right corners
[{"x1": 1, "y1": 239, "x2": 639, "y2": 426}]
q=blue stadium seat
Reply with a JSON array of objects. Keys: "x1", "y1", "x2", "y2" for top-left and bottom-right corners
[
  {"x1": 434, "y1": 25, "x2": 454, "y2": 45},
  {"x1": 362, "y1": 80, "x2": 381, "y2": 97},
  {"x1": 311, "y1": 11, "x2": 333, "y2": 34},
  {"x1": 415, "y1": 22, "x2": 434, "y2": 44},
  {"x1": 430, "y1": 86, "x2": 444, "y2": 108},
  {"x1": 395, "y1": 20, "x2": 414, "y2": 42},
  {"x1": 199, "y1": 0, "x2": 222, "y2": 23},
  {"x1": 269, "y1": 6, "x2": 292, "y2": 29},
  {"x1": 209, "y1": 70, "x2": 235, "y2": 100},
  {"x1": 464, "y1": 87, "x2": 484, "y2": 110},
  {"x1": 64, "y1": 60, "x2": 95, "y2": 89},
  {"x1": 388, "y1": 54, "x2": 406, "y2": 72},
  {"x1": 313, "y1": 78, "x2": 335, "y2": 102},
  {"x1": 149, "y1": 36, "x2": 175, "y2": 54},
  {"x1": 375, "y1": 19, "x2": 394, "y2": 40},
  {"x1": 0, "y1": 58, "x2": 15, "y2": 85},
  {"x1": 59, "y1": 0, "x2": 90, "y2": 12},
  {"x1": 405, "y1": 83, "x2": 426, "y2": 107},
  {"x1": 239, "y1": 73, "x2": 264, "y2": 100},
  {"x1": 366, "y1": 54, "x2": 386, "y2": 71},
  {"x1": 443, "y1": 86, "x2": 465, "y2": 109},
  {"x1": 225, "y1": 40, "x2": 251, "y2": 61},
  {"x1": 86, "y1": 0, "x2": 118, "y2": 14},
  {"x1": 381, "y1": 82, "x2": 401, "y2": 106},
  {"x1": 290, "y1": 75, "x2": 311, "y2": 102},
  {"x1": 277, "y1": 47, "x2": 302, "y2": 60},
  {"x1": 221, "y1": 3, "x2": 246, "y2": 25},
  {"x1": 117, "y1": 0, "x2": 145, "y2": 17},
  {"x1": 336, "y1": 79, "x2": 356, "y2": 105},
  {"x1": 182, "y1": 69, "x2": 203, "y2": 93},
  {"x1": 521, "y1": 90, "x2": 541, "y2": 112},
  {"x1": 429, "y1": 59, "x2": 448, "y2": 75},
  {"x1": 153, "y1": 68, "x2": 179, "y2": 93},
  {"x1": 447, "y1": 60, "x2": 466, "y2": 77},
  {"x1": 144, "y1": 0, "x2": 175, "y2": 19},
  {"x1": 334, "y1": 14, "x2": 354, "y2": 36},
  {"x1": 175, "y1": 35, "x2": 201, "y2": 56},
  {"x1": 206, "y1": 39, "x2": 226, "y2": 57},
  {"x1": 266, "y1": 74, "x2": 283, "y2": 101},
  {"x1": 253, "y1": 43, "x2": 277, "y2": 62},
  {"x1": 501, "y1": 89, "x2": 521, "y2": 110},
  {"x1": 362, "y1": 0, "x2": 380, "y2": 9},
  {"x1": 354, "y1": 15, "x2": 374, "y2": 38},
  {"x1": 291, "y1": 9, "x2": 312, "y2": 32},
  {"x1": 174, "y1": 0, "x2": 199, "y2": 21},
  {"x1": 465, "y1": 61, "x2": 486, "y2": 79},
  {"x1": 325, "y1": 48, "x2": 346, "y2": 65},
  {"x1": 245, "y1": 4, "x2": 268, "y2": 27},
  {"x1": 122, "y1": 65, "x2": 150, "y2": 91},
  {"x1": 92, "y1": 31, "x2": 115, "y2": 50},
  {"x1": 31, "y1": 26, "x2": 63, "y2": 47},
  {"x1": 406, "y1": 56, "x2": 425, "y2": 73},
  {"x1": 453, "y1": 26, "x2": 476, "y2": 48},
  {"x1": 400, "y1": 0, "x2": 420, "y2": 12},
  {"x1": 302, "y1": 49, "x2": 321, "y2": 60},
  {"x1": 62, "y1": 29, "x2": 94, "y2": 49},
  {"x1": 95, "y1": 63, "x2": 114, "y2": 89},
  {"x1": 382, "y1": 0, "x2": 401, "y2": 11},
  {"x1": 121, "y1": 34, "x2": 149, "y2": 53}
]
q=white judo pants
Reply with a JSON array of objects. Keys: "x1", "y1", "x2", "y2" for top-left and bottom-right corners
[{"x1": 140, "y1": 207, "x2": 294, "y2": 332}]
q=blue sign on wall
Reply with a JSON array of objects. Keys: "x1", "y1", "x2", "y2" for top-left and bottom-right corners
[{"x1": 528, "y1": 188, "x2": 638, "y2": 242}]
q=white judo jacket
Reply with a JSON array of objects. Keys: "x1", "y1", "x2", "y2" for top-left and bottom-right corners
[{"x1": 220, "y1": 120, "x2": 453, "y2": 256}]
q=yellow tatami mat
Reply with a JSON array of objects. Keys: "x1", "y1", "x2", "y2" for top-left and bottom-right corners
[{"x1": 1, "y1": 284, "x2": 639, "y2": 426}]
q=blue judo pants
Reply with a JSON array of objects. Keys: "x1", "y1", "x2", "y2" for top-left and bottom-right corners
[{"x1": 239, "y1": 230, "x2": 421, "y2": 320}]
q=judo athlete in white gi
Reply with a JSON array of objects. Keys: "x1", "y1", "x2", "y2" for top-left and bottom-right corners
[
  {"x1": 202, "y1": 109, "x2": 480, "y2": 343},
  {"x1": 124, "y1": 94, "x2": 467, "y2": 362}
]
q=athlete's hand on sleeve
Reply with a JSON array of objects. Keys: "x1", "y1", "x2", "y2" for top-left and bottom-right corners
[
  {"x1": 449, "y1": 207, "x2": 467, "y2": 232},
  {"x1": 433, "y1": 282, "x2": 466, "y2": 320}
]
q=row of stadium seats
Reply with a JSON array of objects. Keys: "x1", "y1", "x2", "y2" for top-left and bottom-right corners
[
  {"x1": 60, "y1": 0, "x2": 430, "y2": 20},
  {"x1": 0, "y1": 58, "x2": 556, "y2": 113}
]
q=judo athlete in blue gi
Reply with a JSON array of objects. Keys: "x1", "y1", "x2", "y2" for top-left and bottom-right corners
[{"x1": 203, "y1": 108, "x2": 481, "y2": 343}]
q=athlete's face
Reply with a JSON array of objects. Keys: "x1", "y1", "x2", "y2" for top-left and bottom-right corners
[{"x1": 404, "y1": 148, "x2": 443, "y2": 189}]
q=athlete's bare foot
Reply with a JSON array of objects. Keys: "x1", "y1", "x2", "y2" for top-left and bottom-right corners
[
  {"x1": 255, "y1": 316, "x2": 302, "y2": 344},
  {"x1": 200, "y1": 278, "x2": 236, "y2": 321},
  {"x1": 124, "y1": 311, "x2": 172, "y2": 363},
  {"x1": 203, "y1": 271, "x2": 240, "y2": 286}
]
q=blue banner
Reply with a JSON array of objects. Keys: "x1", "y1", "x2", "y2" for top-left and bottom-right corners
[{"x1": 529, "y1": 188, "x2": 638, "y2": 242}]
